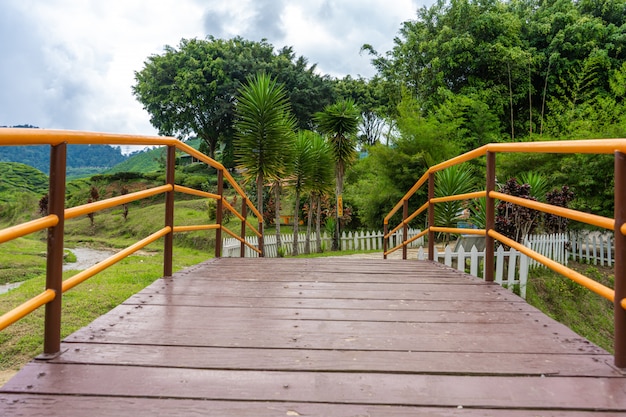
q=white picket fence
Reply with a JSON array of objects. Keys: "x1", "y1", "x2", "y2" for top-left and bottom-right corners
[
  {"x1": 222, "y1": 228, "x2": 425, "y2": 258},
  {"x1": 523, "y1": 233, "x2": 569, "y2": 267},
  {"x1": 569, "y1": 232, "x2": 614, "y2": 266}
]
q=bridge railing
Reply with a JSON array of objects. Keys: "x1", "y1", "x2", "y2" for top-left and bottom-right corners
[
  {"x1": 0, "y1": 128, "x2": 263, "y2": 358},
  {"x1": 383, "y1": 138, "x2": 626, "y2": 368}
]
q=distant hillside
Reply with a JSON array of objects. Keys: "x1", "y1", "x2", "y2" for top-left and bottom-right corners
[
  {"x1": 0, "y1": 144, "x2": 128, "y2": 174},
  {"x1": 107, "y1": 138, "x2": 203, "y2": 174},
  {"x1": 0, "y1": 126, "x2": 128, "y2": 175},
  {"x1": 106, "y1": 147, "x2": 166, "y2": 174},
  {"x1": 0, "y1": 162, "x2": 48, "y2": 202}
]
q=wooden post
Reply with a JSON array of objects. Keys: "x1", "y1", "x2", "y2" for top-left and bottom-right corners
[
  {"x1": 240, "y1": 197, "x2": 247, "y2": 258},
  {"x1": 402, "y1": 199, "x2": 408, "y2": 260},
  {"x1": 215, "y1": 170, "x2": 223, "y2": 258},
  {"x1": 485, "y1": 151, "x2": 496, "y2": 282},
  {"x1": 163, "y1": 146, "x2": 175, "y2": 277},
  {"x1": 614, "y1": 151, "x2": 626, "y2": 368},
  {"x1": 258, "y1": 219, "x2": 265, "y2": 257},
  {"x1": 41, "y1": 142, "x2": 66, "y2": 358},
  {"x1": 383, "y1": 223, "x2": 388, "y2": 259},
  {"x1": 428, "y1": 172, "x2": 435, "y2": 261}
]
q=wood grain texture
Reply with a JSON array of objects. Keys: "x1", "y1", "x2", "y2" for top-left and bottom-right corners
[{"x1": 1, "y1": 257, "x2": 624, "y2": 415}]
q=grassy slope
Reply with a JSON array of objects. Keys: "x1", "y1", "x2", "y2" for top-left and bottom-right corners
[{"x1": 526, "y1": 262, "x2": 614, "y2": 353}]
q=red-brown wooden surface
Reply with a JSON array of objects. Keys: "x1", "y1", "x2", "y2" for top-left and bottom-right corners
[{"x1": 1, "y1": 258, "x2": 625, "y2": 416}]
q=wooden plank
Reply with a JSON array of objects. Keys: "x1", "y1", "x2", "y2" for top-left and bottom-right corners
[
  {"x1": 56, "y1": 342, "x2": 617, "y2": 377},
  {"x1": 71, "y1": 303, "x2": 548, "y2": 324},
  {"x1": 125, "y1": 293, "x2": 531, "y2": 311},
  {"x1": 4, "y1": 394, "x2": 620, "y2": 417},
  {"x1": 5, "y1": 363, "x2": 626, "y2": 411}
]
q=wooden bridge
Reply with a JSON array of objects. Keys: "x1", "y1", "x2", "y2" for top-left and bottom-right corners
[
  {"x1": 2, "y1": 257, "x2": 625, "y2": 415},
  {"x1": 3, "y1": 130, "x2": 626, "y2": 415}
]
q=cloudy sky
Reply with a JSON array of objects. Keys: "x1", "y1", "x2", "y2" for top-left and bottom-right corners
[{"x1": 1, "y1": 0, "x2": 426, "y2": 142}]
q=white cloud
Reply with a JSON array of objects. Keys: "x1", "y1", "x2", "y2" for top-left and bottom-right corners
[{"x1": 0, "y1": 0, "x2": 425, "y2": 138}]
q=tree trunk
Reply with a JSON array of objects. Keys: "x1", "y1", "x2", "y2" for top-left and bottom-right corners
[
  {"x1": 274, "y1": 181, "x2": 282, "y2": 253},
  {"x1": 316, "y1": 195, "x2": 323, "y2": 253},
  {"x1": 292, "y1": 188, "x2": 300, "y2": 256},
  {"x1": 507, "y1": 61, "x2": 515, "y2": 141},
  {"x1": 305, "y1": 195, "x2": 313, "y2": 254},
  {"x1": 540, "y1": 58, "x2": 552, "y2": 137},
  {"x1": 256, "y1": 174, "x2": 264, "y2": 247},
  {"x1": 333, "y1": 161, "x2": 344, "y2": 251}
]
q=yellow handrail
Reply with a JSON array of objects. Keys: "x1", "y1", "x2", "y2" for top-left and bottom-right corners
[
  {"x1": 0, "y1": 215, "x2": 59, "y2": 244},
  {"x1": 0, "y1": 128, "x2": 264, "y2": 347},
  {"x1": 382, "y1": 137, "x2": 626, "y2": 367}
]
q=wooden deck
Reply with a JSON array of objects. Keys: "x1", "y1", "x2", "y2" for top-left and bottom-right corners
[{"x1": 1, "y1": 257, "x2": 626, "y2": 415}]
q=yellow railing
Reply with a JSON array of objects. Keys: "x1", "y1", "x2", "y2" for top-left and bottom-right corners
[
  {"x1": 0, "y1": 128, "x2": 263, "y2": 357},
  {"x1": 383, "y1": 138, "x2": 626, "y2": 368}
]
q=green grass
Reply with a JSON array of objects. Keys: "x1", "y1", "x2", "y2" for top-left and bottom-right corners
[
  {"x1": 0, "y1": 246, "x2": 208, "y2": 371},
  {"x1": 526, "y1": 262, "x2": 615, "y2": 353},
  {"x1": 0, "y1": 238, "x2": 47, "y2": 284}
]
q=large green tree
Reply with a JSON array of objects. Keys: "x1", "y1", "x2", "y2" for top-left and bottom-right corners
[
  {"x1": 133, "y1": 36, "x2": 334, "y2": 165},
  {"x1": 234, "y1": 73, "x2": 296, "y2": 224},
  {"x1": 315, "y1": 99, "x2": 360, "y2": 250}
]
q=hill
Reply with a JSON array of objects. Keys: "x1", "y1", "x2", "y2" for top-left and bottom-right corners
[
  {"x1": 0, "y1": 127, "x2": 128, "y2": 177},
  {"x1": 106, "y1": 138, "x2": 203, "y2": 174},
  {"x1": 0, "y1": 162, "x2": 48, "y2": 203}
]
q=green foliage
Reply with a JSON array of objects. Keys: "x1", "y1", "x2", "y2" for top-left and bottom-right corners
[
  {"x1": 368, "y1": 0, "x2": 626, "y2": 141},
  {"x1": 133, "y1": 37, "x2": 334, "y2": 164},
  {"x1": 234, "y1": 73, "x2": 297, "y2": 209},
  {"x1": 315, "y1": 98, "x2": 361, "y2": 177},
  {"x1": 434, "y1": 165, "x2": 476, "y2": 230}
]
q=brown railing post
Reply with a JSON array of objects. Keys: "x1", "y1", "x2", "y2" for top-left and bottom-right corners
[
  {"x1": 383, "y1": 223, "x2": 388, "y2": 259},
  {"x1": 485, "y1": 151, "x2": 496, "y2": 282},
  {"x1": 41, "y1": 142, "x2": 67, "y2": 358},
  {"x1": 614, "y1": 151, "x2": 626, "y2": 368},
  {"x1": 164, "y1": 145, "x2": 175, "y2": 277},
  {"x1": 240, "y1": 197, "x2": 247, "y2": 258},
  {"x1": 402, "y1": 199, "x2": 408, "y2": 260},
  {"x1": 428, "y1": 172, "x2": 435, "y2": 261},
  {"x1": 258, "y1": 220, "x2": 264, "y2": 257},
  {"x1": 215, "y1": 169, "x2": 223, "y2": 258}
]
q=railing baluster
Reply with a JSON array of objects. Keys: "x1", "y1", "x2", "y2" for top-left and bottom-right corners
[
  {"x1": 164, "y1": 145, "x2": 175, "y2": 277},
  {"x1": 42, "y1": 142, "x2": 67, "y2": 358},
  {"x1": 402, "y1": 199, "x2": 408, "y2": 260},
  {"x1": 485, "y1": 151, "x2": 496, "y2": 282},
  {"x1": 614, "y1": 151, "x2": 626, "y2": 368},
  {"x1": 215, "y1": 170, "x2": 224, "y2": 258},
  {"x1": 428, "y1": 172, "x2": 435, "y2": 261},
  {"x1": 240, "y1": 197, "x2": 247, "y2": 258}
]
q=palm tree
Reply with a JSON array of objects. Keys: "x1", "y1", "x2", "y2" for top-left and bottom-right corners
[
  {"x1": 305, "y1": 133, "x2": 334, "y2": 253},
  {"x1": 314, "y1": 99, "x2": 360, "y2": 250},
  {"x1": 290, "y1": 131, "x2": 315, "y2": 255},
  {"x1": 234, "y1": 73, "x2": 296, "y2": 229}
]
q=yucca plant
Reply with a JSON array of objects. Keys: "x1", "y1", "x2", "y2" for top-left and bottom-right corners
[
  {"x1": 314, "y1": 99, "x2": 360, "y2": 250},
  {"x1": 434, "y1": 165, "x2": 477, "y2": 243},
  {"x1": 234, "y1": 73, "x2": 296, "y2": 217}
]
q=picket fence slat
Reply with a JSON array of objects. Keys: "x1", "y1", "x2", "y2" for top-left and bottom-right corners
[{"x1": 222, "y1": 228, "x2": 422, "y2": 258}]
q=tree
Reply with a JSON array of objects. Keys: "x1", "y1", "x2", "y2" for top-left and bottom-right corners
[
  {"x1": 134, "y1": 36, "x2": 334, "y2": 165},
  {"x1": 304, "y1": 133, "x2": 334, "y2": 253},
  {"x1": 315, "y1": 99, "x2": 360, "y2": 250},
  {"x1": 234, "y1": 73, "x2": 296, "y2": 234},
  {"x1": 290, "y1": 131, "x2": 316, "y2": 255}
]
